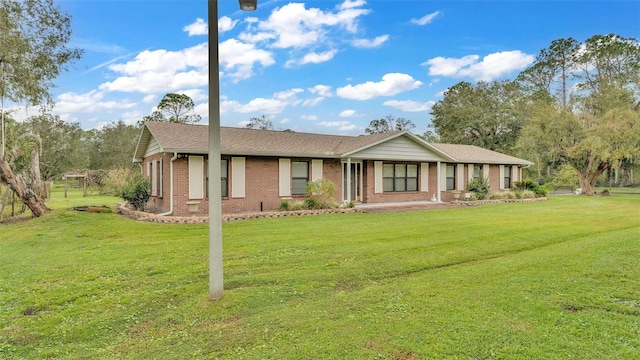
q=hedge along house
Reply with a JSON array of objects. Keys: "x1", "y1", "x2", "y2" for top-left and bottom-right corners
[{"x1": 133, "y1": 121, "x2": 533, "y2": 217}]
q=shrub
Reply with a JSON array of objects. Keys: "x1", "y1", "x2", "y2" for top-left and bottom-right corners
[
  {"x1": 341, "y1": 200, "x2": 355, "y2": 208},
  {"x1": 121, "y1": 175, "x2": 150, "y2": 211},
  {"x1": 279, "y1": 199, "x2": 291, "y2": 211},
  {"x1": 514, "y1": 179, "x2": 537, "y2": 192},
  {"x1": 466, "y1": 177, "x2": 490, "y2": 200},
  {"x1": 103, "y1": 167, "x2": 139, "y2": 196},
  {"x1": 521, "y1": 190, "x2": 536, "y2": 198},
  {"x1": 305, "y1": 178, "x2": 338, "y2": 209}
]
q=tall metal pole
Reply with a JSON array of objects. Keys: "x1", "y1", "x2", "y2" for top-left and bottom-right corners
[{"x1": 208, "y1": 0, "x2": 224, "y2": 300}]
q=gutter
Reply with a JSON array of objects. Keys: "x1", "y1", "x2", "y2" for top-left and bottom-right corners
[{"x1": 157, "y1": 152, "x2": 178, "y2": 216}]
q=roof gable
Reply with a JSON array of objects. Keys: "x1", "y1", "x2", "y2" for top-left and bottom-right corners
[{"x1": 344, "y1": 132, "x2": 452, "y2": 162}]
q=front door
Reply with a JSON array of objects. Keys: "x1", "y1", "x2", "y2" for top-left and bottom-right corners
[{"x1": 342, "y1": 162, "x2": 361, "y2": 202}]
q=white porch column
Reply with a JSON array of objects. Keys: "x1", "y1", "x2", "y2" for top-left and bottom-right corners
[
  {"x1": 346, "y1": 158, "x2": 352, "y2": 202},
  {"x1": 436, "y1": 161, "x2": 442, "y2": 202}
]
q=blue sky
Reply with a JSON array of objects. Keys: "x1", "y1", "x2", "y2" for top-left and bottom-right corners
[{"x1": 12, "y1": 0, "x2": 640, "y2": 135}]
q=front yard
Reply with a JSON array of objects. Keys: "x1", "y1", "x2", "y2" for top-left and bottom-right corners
[{"x1": 1, "y1": 192, "x2": 639, "y2": 359}]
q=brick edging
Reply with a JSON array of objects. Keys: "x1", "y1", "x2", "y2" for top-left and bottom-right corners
[
  {"x1": 451, "y1": 197, "x2": 548, "y2": 206},
  {"x1": 116, "y1": 203, "x2": 363, "y2": 224}
]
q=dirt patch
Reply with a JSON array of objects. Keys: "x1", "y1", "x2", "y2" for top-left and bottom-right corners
[{"x1": 73, "y1": 205, "x2": 113, "y2": 213}]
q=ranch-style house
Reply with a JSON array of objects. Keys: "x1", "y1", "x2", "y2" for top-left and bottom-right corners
[{"x1": 133, "y1": 121, "x2": 533, "y2": 217}]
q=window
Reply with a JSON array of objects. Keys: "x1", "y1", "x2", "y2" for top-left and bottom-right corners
[
  {"x1": 221, "y1": 159, "x2": 228, "y2": 197},
  {"x1": 446, "y1": 164, "x2": 456, "y2": 190},
  {"x1": 156, "y1": 159, "x2": 163, "y2": 198},
  {"x1": 504, "y1": 165, "x2": 512, "y2": 189},
  {"x1": 383, "y1": 163, "x2": 418, "y2": 192},
  {"x1": 292, "y1": 161, "x2": 309, "y2": 195},
  {"x1": 205, "y1": 158, "x2": 230, "y2": 198},
  {"x1": 473, "y1": 165, "x2": 483, "y2": 179}
]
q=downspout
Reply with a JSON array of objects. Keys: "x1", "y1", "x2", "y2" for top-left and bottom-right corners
[{"x1": 157, "y1": 152, "x2": 178, "y2": 216}]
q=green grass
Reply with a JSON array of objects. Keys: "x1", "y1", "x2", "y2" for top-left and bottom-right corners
[{"x1": 1, "y1": 191, "x2": 639, "y2": 359}]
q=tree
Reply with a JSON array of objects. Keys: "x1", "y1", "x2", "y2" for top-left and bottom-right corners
[
  {"x1": 516, "y1": 38, "x2": 579, "y2": 109},
  {"x1": 430, "y1": 81, "x2": 525, "y2": 153},
  {"x1": 246, "y1": 115, "x2": 274, "y2": 130},
  {"x1": 519, "y1": 89, "x2": 640, "y2": 195},
  {"x1": 517, "y1": 34, "x2": 640, "y2": 194},
  {"x1": 88, "y1": 121, "x2": 139, "y2": 170},
  {"x1": 141, "y1": 93, "x2": 201, "y2": 125},
  {"x1": 23, "y1": 113, "x2": 88, "y2": 182},
  {"x1": 364, "y1": 115, "x2": 415, "y2": 134},
  {"x1": 0, "y1": 0, "x2": 82, "y2": 217},
  {"x1": 0, "y1": 0, "x2": 82, "y2": 106}
]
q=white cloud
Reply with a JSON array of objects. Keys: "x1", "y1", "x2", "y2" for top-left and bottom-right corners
[
  {"x1": 100, "y1": 39, "x2": 274, "y2": 93},
  {"x1": 318, "y1": 120, "x2": 358, "y2": 132},
  {"x1": 351, "y1": 35, "x2": 389, "y2": 48},
  {"x1": 411, "y1": 11, "x2": 441, "y2": 26},
  {"x1": 423, "y1": 51, "x2": 534, "y2": 81},
  {"x1": 339, "y1": 109, "x2": 357, "y2": 117},
  {"x1": 219, "y1": 39, "x2": 276, "y2": 81},
  {"x1": 301, "y1": 115, "x2": 318, "y2": 121},
  {"x1": 308, "y1": 84, "x2": 333, "y2": 97},
  {"x1": 184, "y1": 17, "x2": 237, "y2": 36},
  {"x1": 245, "y1": 1, "x2": 370, "y2": 48},
  {"x1": 221, "y1": 88, "x2": 303, "y2": 115},
  {"x1": 336, "y1": 73, "x2": 423, "y2": 100},
  {"x1": 286, "y1": 49, "x2": 338, "y2": 67},
  {"x1": 180, "y1": 88, "x2": 208, "y2": 102},
  {"x1": 218, "y1": 16, "x2": 238, "y2": 33},
  {"x1": 55, "y1": 90, "x2": 137, "y2": 114},
  {"x1": 423, "y1": 55, "x2": 479, "y2": 77},
  {"x1": 184, "y1": 18, "x2": 208, "y2": 36},
  {"x1": 383, "y1": 100, "x2": 435, "y2": 112},
  {"x1": 142, "y1": 94, "x2": 157, "y2": 104},
  {"x1": 338, "y1": 0, "x2": 367, "y2": 10},
  {"x1": 302, "y1": 97, "x2": 325, "y2": 107}
]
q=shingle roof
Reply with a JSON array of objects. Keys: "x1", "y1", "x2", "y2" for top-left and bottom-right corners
[
  {"x1": 134, "y1": 121, "x2": 532, "y2": 166},
  {"x1": 431, "y1": 143, "x2": 533, "y2": 165},
  {"x1": 137, "y1": 121, "x2": 403, "y2": 158}
]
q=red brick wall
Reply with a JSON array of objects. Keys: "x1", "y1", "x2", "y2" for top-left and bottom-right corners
[
  {"x1": 362, "y1": 160, "x2": 435, "y2": 204},
  {"x1": 144, "y1": 153, "x2": 523, "y2": 216},
  {"x1": 143, "y1": 153, "x2": 174, "y2": 214}
]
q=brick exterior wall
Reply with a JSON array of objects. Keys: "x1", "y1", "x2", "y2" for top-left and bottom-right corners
[
  {"x1": 221, "y1": 157, "x2": 344, "y2": 214},
  {"x1": 362, "y1": 160, "x2": 436, "y2": 204},
  {"x1": 143, "y1": 153, "x2": 524, "y2": 216}
]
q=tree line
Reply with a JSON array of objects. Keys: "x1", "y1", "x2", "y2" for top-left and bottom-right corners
[{"x1": 429, "y1": 34, "x2": 640, "y2": 195}]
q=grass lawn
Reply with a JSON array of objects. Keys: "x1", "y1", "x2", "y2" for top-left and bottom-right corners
[{"x1": 1, "y1": 189, "x2": 639, "y2": 359}]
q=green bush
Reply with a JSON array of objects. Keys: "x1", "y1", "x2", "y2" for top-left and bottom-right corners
[
  {"x1": 305, "y1": 178, "x2": 337, "y2": 209},
  {"x1": 102, "y1": 167, "x2": 139, "y2": 196},
  {"x1": 279, "y1": 199, "x2": 291, "y2": 211},
  {"x1": 121, "y1": 175, "x2": 150, "y2": 211},
  {"x1": 466, "y1": 177, "x2": 490, "y2": 200},
  {"x1": 514, "y1": 179, "x2": 547, "y2": 198}
]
